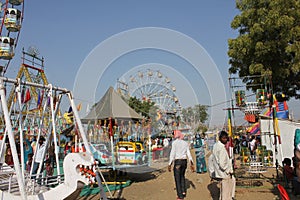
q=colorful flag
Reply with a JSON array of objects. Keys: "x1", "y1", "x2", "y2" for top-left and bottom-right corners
[
  {"x1": 228, "y1": 109, "x2": 232, "y2": 137},
  {"x1": 63, "y1": 112, "x2": 73, "y2": 124},
  {"x1": 273, "y1": 104, "x2": 281, "y2": 144},
  {"x1": 37, "y1": 90, "x2": 41, "y2": 107},
  {"x1": 13, "y1": 93, "x2": 17, "y2": 103},
  {"x1": 23, "y1": 88, "x2": 31, "y2": 103},
  {"x1": 47, "y1": 96, "x2": 50, "y2": 107},
  {"x1": 68, "y1": 106, "x2": 72, "y2": 113},
  {"x1": 37, "y1": 90, "x2": 44, "y2": 109},
  {"x1": 21, "y1": 87, "x2": 25, "y2": 103},
  {"x1": 247, "y1": 122, "x2": 260, "y2": 135},
  {"x1": 77, "y1": 103, "x2": 82, "y2": 111},
  {"x1": 227, "y1": 109, "x2": 234, "y2": 158}
]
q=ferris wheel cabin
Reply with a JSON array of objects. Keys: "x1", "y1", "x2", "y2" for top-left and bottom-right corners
[
  {"x1": 0, "y1": 37, "x2": 15, "y2": 60},
  {"x1": 9, "y1": 0, "x2": 23, "y2": 6},
  {"x1": 4, "y1": 8, "x2": 22, "y2": 32}
]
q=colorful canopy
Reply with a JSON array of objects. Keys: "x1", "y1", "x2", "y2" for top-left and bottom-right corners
[{"x1": 247, "y1": 122, "x2": 260, "y2": 135}]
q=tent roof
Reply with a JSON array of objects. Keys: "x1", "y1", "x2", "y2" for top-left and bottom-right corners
[{"x1": 82, "y1": 87, "x2": 143, "y2": 123}]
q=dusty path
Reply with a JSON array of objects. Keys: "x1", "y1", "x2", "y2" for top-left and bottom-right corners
[
  {"x1": 80, "y1": 150, "x2": 297, "y2": 200},
  {"x1": 118, "y1": 162, "x2": 278, "y2": 200}
]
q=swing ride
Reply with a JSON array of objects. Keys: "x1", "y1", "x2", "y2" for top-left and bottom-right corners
[
  {"x1": 0, "y1": 77, "x2": 98, "y2": 200},
  {"x1": 2, "y1": 48, "x2": 52, "y2": 131},
  {"x1": 0, "y1": 1, "x2": 105, "y2": 199},
  {"x1": 7, "y1": 47, "x2": 49, "y2": 110}
]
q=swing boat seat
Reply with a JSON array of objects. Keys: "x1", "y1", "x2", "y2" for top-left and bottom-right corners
[
  {"x1": 248, "y1": 161, "x2": 267, "y2": 177},
  {"x1": 0, "y1": 164, "x2": 20, "y2": 194}
]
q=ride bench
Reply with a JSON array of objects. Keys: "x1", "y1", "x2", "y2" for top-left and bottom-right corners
[{"x1": 248, "y1": 162, "x2": 267, "y2": 178}]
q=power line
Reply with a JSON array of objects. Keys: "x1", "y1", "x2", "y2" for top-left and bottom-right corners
[{"x1": 208, "y1": 93, "x2": 256, "y2": 108}]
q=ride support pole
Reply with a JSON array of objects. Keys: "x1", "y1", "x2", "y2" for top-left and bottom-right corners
[{"x1": 95, "y1": 171, "x2": 108, "y2": 200}]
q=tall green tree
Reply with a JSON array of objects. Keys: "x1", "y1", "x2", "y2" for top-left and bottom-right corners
[
  {"x1": 194, "y1": 104, "x2": 209, "y2": 123},
  {"x1": 181, "y1": 106, "x2": 194, "y2": 123},
  {"x1": 127, "y1": 97, "x2": 164, "y2": 130},
  {"x1": 127, "y1": 96, "x2": 156, "y2": 119},
  {"x1": 228, "y1": 0, "x2": 300, "y2": 98},
  {"x1": 181, "y1": 104, "x2": 208, "y2": 132}
]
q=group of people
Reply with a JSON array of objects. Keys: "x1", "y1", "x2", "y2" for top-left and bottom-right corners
[
  {"x1": 168, "y1": 130, "x2": 235, "y2": 200},
  {"x1": 0, "y1": 134, "x2": 55, "y2": 178},
  {"x1": 234, "y1": 135, "x2": 259, "y2": 156}
]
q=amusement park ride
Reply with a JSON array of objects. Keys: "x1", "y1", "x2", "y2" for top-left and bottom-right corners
[
  {"x1": 0, "y1": 0, "x2": 23, "y2": 71},
  {"x1": 229, "y1": 74, "x2": 291, "y2": 178},
  {"x1": 7, "y1": 47, "x2": 49, "y2": 110},
  {"x1": 118, "y1": 69, "x2": 182, "y2": 131},
  {"x1": 229, "y1": 75, "x2": 289, "y2": 127},
  {"x1": 229, "y1": 75, "x2": 271, "y2": 126},
  {"x1": 0, "y1": 1, "x2": 104, "y2": 199}
]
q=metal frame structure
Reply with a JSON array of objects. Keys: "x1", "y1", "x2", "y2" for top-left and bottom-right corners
[{"x1": 0, "y1": 77, "x2": 92, "y2": 199}]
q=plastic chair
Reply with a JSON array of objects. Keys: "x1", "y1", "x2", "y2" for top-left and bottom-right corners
[{"x1": 277, "y1": 184, "x2": 290, "y2": 200}]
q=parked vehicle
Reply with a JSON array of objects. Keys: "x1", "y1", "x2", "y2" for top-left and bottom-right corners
[
  {"x1": 93, "y1": 143, "x2": 108, "y2": 152},
  {"x1": 116, "y1": 141, "x2": 148, "y2": 165}
]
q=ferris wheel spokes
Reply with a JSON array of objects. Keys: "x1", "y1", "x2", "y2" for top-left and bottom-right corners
[
  {"x1": 122, "y1": 68, "x2": 182, "y2": 127},
  {"x1": 0, "y1": 0, "x2": 24, "y2": 74}
]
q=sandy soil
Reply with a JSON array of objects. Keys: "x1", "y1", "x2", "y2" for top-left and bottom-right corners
[{"x1": 79, "y1": 150, "x2": 299, "y2": 200}]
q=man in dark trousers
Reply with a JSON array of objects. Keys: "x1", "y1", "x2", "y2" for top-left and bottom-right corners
[{"x1": 168, "y1": 130, "x2": 195, "y2": 200}]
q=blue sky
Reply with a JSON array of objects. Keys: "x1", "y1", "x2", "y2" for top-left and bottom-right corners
[{"x1": 3, "y1": 1, "x2": 299, "y2": 126}]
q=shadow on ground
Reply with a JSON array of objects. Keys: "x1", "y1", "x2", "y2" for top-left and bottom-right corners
[
  {"x1": 115, "y1": 165, "x2": 164, "y2": 183},
  {"x1": 207, "y1": 181, "x2": 220, "y2": 200}
]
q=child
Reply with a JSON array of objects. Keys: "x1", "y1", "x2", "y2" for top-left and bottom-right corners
[
  {"x1": 5, "y1": 147, "x2": 14, "y2": 166},
  {"x1": 283, "y1": 158, "x2": 295, "y2": 180},
  {"x1": 26, "y1": 153, "x2": 33, "y2": 172},
  {"x1": 45, "y1": 159, "x2": 53, "y2": 177}
]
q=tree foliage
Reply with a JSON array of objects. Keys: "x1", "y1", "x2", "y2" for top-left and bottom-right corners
[
  {"x1": 228, "y1": 0, "x2": 300, "y2": 98},
  {"x1": 127, "y1": 96, "x2": 156, "y2": 119},
  {"x1": 181, "y1": 104, "x2": 208, "y2": 132}
]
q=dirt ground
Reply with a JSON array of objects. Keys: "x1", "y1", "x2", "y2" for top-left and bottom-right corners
[{"x1": 80, "y1": 150, "x2": 299, "y2": 200}]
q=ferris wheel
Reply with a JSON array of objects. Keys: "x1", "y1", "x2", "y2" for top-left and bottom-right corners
[
  {"x1": 126, "y1": 69, "x2": 182, "y2": 116},
  {"x1": 0, "y1": 0, "x2": 24, "y2": 74}
]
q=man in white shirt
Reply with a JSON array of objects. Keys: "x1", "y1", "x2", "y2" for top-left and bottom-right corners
[
  {"x1": 212, "y1": 131, "x2": 236, "y2": 200},
  {"x1": 163, "y1": 137, "x2": 169, "y2": 148},
  {"x1": 249, "y1": 135, "x2": 257, "y2": 161},
  {"x1": 32, "y1": 136, "x2": 46, "y2": 176},
  {"x1": 168, "y1": 130, "x2": 195, "y2": 200},
  {"x1": 163, "y1": 137, "x2": 170, "y2": 158}
]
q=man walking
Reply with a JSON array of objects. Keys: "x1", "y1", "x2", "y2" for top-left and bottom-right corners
[
  {"x1": 168, "y1": 130, "x2": 195, "y2": 200},
  {"x1": 212, "y1": 131, "x2": 236, "y2": 200}
]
